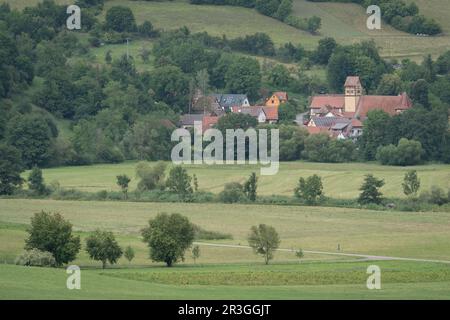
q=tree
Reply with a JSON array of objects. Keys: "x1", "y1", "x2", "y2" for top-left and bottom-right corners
[
  {"x1": 105, "y1": 50, "x2": 112, "y2": 64},
  {"x1": 135, "y1": 161, "x2": 167, "y2": 191},
  {"x1": 105, "y1": 6, "x2": 137, "y2": 32},
  {"x1": 274, "y1": 0, "x2": 293, "y2": 21},
  {"x1": 191, "y1": 245, "x2": 200, "y2": 264},
  {"x1": 141, "y1": 213, "x2": 195, "y2": 267},
  {"x1": 268, "y1": 64, "x2": 291, "y2": 87},
  {"x1": 25, "y1": 211, "x2": 81, "y2": 266},
  {"x1": 86, "y1": 230, "x2": 123, "y2": 269},
  {"x1": 410, "y1": 79, "x2": 430, "y2": 109},
  {"x1": 314, "y1": 37, "x2": 337, "y2": 65},
  {"x1": 376, "y1": 74, "x2": 403, "y2": 95},
  {"x1": 358, "y1": 174, "x2": 385, "y2": 205},
  {"x1": 219, "y1": 182, "x2": 244, "y2": 203},
  {"x1": 166, "y1": 166, "x2": 193, "y2": 199},
  {"x1": 124, "y1": 246, "x2": 135, "y2": 263},
  {"x1": 294, "y1": 174, "x2": 323, "y2": 205},
  {"x1": 376, "y1": 138, "x2": 423, "y2": 166},
  {"x1": 248, "y1": 224, "x2": 280, "y2": 265},
  {"x1": 243, "y1": 172, "x2": 258, "y2": 202},
  {"x1": 225, "y1": 56, "x2": 262, "y2": 101},
  {"x1": 28, "y1": 167, "x2": 48, "y2": 196},
  {"x1": 116, "y1": 174, "x2": 131, "y2": 199},
  {"x1": 0, "y1": 144, "x2": 24, "y2": 195},
  {"x1": 307, "y1": 16, "x2": 322, "y2": 34},
  {"x1": 149, "y1": 65, "x2": 189, "y2": 111},
  {"x1": 7, "y1": 114, "x2": 54, "y2": 168},
  {"x1": 402, "y1": 170, "x2": 420, "y2": 197},
  {"x1": 138, "y1": 20, "x2": 155, "y2": 37},
  {"x1": 295, "y1": 249, "x2": 304, "y2": 263}
]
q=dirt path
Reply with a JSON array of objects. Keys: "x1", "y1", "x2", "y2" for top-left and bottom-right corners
[{"x1": 194, "y1": 242, "x2": 450, "y2": 264}]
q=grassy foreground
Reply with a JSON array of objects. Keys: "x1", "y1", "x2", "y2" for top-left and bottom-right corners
[
  {"x1": 1, "y1": 198, "x2": 450, "y2": 299},
  {"x1": 1, "y1": 261, "x2": 450, "y2": 299},
  {"x1": 26, "y1": 161, "x2": 450, "y2": 199}
]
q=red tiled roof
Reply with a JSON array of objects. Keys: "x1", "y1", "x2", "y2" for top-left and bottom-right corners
[
  {"x1": 273, "y1": 91, "x2": 288, "y2": 101},
  {"x1": 344, "y1": 76, "x2": 361, "y2": 87},
  {"x1": 202, "y1": 116, "x2": 219, "y2": 132},
  {"x1": 356, "y1": 93, "x2": 412, "y2": 118},
  {"x1": 306, "y1": 127, "x2": 330, "y2": 135},
  {"x1": 262, "y1": 106, "x2": 278, "y2": 120},
  {"x1": 309, "y1": 95, "x2": 345, "y2": 109},
  {"x1": 351, "y1": 118, "x2": 363, "y2": 127}
]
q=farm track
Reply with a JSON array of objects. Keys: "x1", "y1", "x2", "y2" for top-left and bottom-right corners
[{"x1": 195, "y1": 242, "x2": 450, "y2": 264}]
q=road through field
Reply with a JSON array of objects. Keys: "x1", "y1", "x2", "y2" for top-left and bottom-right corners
[{"x1": 195, "y1": 242, "x2": 450, "y2": 264}]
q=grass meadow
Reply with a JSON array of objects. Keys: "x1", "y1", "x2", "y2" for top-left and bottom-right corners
[
  {"x1": 25, "y1": 161, "x2": 450, "y2": 199},
  {"x1": 5, "y1": 0, "x2": 450, "y2": 60},
  {"x1": 1, "y1": 198, "x2": 450, "y2": 299}
]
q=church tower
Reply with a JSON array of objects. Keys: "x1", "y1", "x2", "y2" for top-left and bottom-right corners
[{"x1": 344, "y1": 76, "x2": 362, "y2": 113}]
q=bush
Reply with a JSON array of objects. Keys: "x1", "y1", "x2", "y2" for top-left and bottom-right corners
[
  {"x1": 15, "y1": 249, "x2": 56, "y2": 267},
  {"x1": 376, "y1": 138, "x2": 423, "y2": 166},
  {"x1": 193, "y1": 224, "x2": 233, "y2": 240},
  {"x1": 27, "y1": 167, "x2": 49, "y2": 196},
  {"x1": 219, "y1": 182, "x2": 245, "y2": 203},
  {"x1": 136, "y1": 161, "x2": 167, "y2": 191}
]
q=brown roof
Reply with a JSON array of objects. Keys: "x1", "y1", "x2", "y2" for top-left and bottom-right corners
[
  {"x1": 344, "y1": 76, "x2": 361, "y2": 87},
  {"x1": 355, "y1": 93, "x2": 412, "y2": 118},
  {"x1": 310, "y1": 95, "x2": 345, "y2": 109}
]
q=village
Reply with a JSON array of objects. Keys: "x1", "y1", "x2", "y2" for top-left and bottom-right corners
[{"x1": 180, "y1": 76, "x2": 413, "y2": 140}]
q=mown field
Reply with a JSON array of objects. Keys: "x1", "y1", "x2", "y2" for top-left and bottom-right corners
[
  {"x1": 26, "y1": 161, "x2": 450, "y2": 199},
  {"x1": 1, "y1": 199, "x2": 450, "y2": 299},
  {"x1": 4, "y1": 0, "x2": 450, "y2": 60}
]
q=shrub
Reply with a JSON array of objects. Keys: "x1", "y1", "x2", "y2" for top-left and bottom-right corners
[
  {"x1": 402, "y1": 170, "x2": 420, "y2": 197},
  {"x1": 376, "y1": 138, "x2": 423, "y2": 166},
  {"x1": 219, "y1": 182, "x2": 245, "y2": 203},
  {"x1": 15, "y1": 249, "x2": 56, "y2": 267},
  {"x1": 124, "y1": 246, "x2": 135, "y2": 263},
  {"x1": 193, "y1": 224, "x2": 233, "y2": 240},
  {"x1": 136, "y1": 161, "x2": 167, "y2": 191},
  {"x1": 27, "y1": 167, "x2": 49, "y2": 196}
]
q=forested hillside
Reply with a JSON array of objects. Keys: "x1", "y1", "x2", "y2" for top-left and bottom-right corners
[{"x1": 0, "y1": 0, "x2": 449, "y2": 191}]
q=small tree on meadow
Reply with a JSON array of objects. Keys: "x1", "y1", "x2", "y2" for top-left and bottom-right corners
[
  {"x1": 166, "y1": 166, "x2": 193, "y2": 200},
  {"x1": 244, "y1": 172, "x2": 258, "y2": 202},
  {"x1": 124, "y1": 246, "x2": 135, "y2": 263},
  {"x1": 294, "y1": 174, "x2": 323, "y2": 205},
  {"x1": 141, "y1": 213, "x2": 195, "y2": 267},
  {"x1": 402, "y1": 170, "x2": 420, "y2": 197},
  {"x1": 219, "y1": 182, "x2": 244, "y2": 203},
  {"x1": 295, "y1": 249, "x2": 304, "y2": 263},
  {"x1": 191, "y1": 245, "x2": 200, "y2": 264},
  {"x1": 86, "y1": 230, "x2": 123, "y2": 269},
  {"x1": 193, "y1": 174, "x2": 198, "y2": 193},
  {"x1": 105, "y1": 50, "x2": 112, "y2": 64},
  {"x1": 28, "y1": 166, "x2": 48, "y2": 196},
  {"x1": 248, "y1": 224, "x2": 280, "y2": 265},
  {"x1": 25, "y1": 211, "x2": 81, "y2": 266},
  {"x1": 116, "y1": 174, "x2": 131, "y2": 199},
  {"x1": 358, "y1": 174, "x2": 385, "y2": 205},
  {"x1": 135, "y1": 161, "x2": 167, "y2": 191}
]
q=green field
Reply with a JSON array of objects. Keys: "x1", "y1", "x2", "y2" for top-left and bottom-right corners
[
  {"x1": 27, "y1": 161, "x2": 450, "y2": 199},
  {"x1": 1, "y1": 198, "x2": 450, "y2": 299},
  {"x1": 5, "y1": 0, "x2": 450, "y2": 60}
]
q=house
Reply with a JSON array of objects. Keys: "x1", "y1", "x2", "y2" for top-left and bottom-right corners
[
  {"x1": 307, "y1": 76, "x2": 412, "y2": 139},
  {"x1": 265, "y1": 91, "x2": 288, "y2": 108},
  {"x1": 231, "y1": 105, "x2": 278, "y2": 124},
  {"x1": 211, "y1": 94, "x2": 250, "y2": 110},
  {"x1": 179, "y1": 114, "x2": 204, "y2": 129}
]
